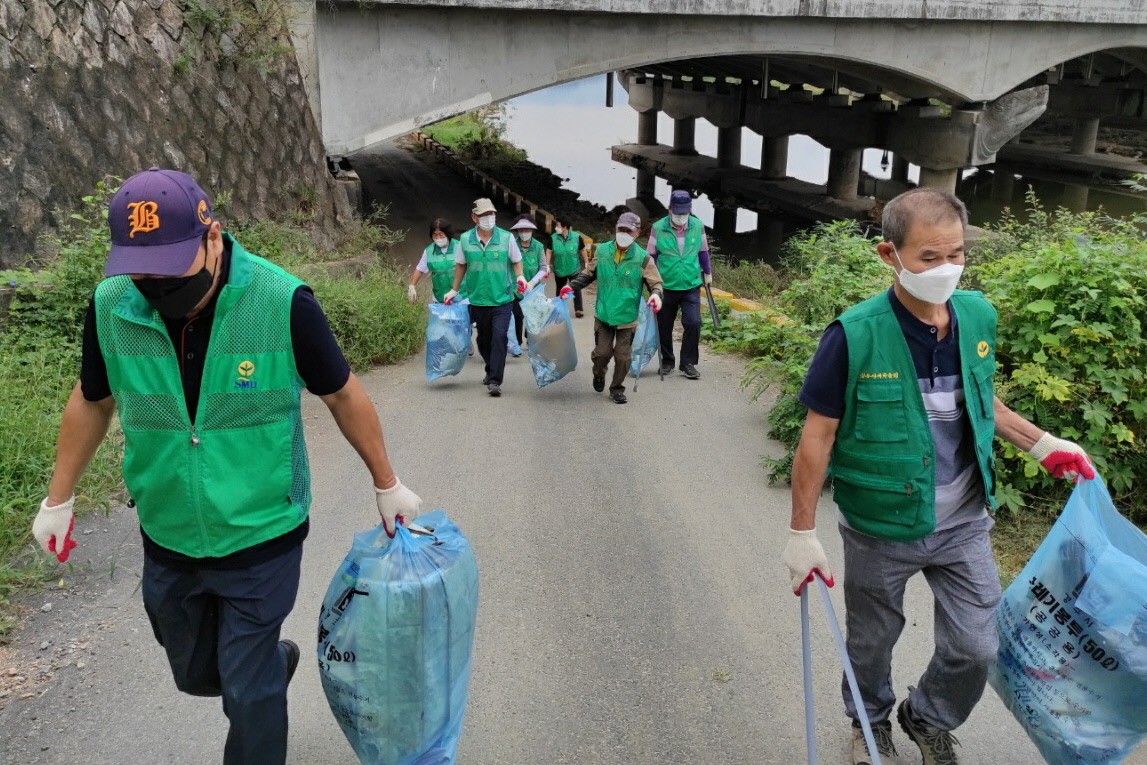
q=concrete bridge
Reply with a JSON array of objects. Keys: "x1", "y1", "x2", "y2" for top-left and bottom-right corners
[{"x1": 292, "y1": 0, "x2": 1147, "y2": 209}]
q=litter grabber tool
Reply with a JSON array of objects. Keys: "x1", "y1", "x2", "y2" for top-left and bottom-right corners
[
  {"x1": 704, "y1": 282, "x2": 721, "y2": 329},
  {"x1": 800, "y1": 572, "x2": 884, "y2": 765}
]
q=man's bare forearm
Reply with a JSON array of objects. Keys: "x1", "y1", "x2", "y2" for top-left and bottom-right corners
[
  {"x1": 47, "y1": 383, "x2": 116, "y2": 504},
  {"x1": 320, "y1": 373, "x2": 397, "y2": 489}
]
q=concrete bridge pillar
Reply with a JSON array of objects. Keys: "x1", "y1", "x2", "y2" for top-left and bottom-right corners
[
  {"x1": 827, "y1": 148, "x2": 863, "y2": 201},
  {"x1": 891, "y1": 155, "x2": 910, "y2": 183},
  {"x1": 1062, "y1": 182, "x2": 1090, "y2": 212},
  {"x1": 918, "y1": 167, "x2": 959, "y2": 193},
  {"x1": 717, "y1": 126, "x2": 742, "y2": 169},
  {"x1": 761, "y1": 136, "x2": 788, "y2": 180},
  {"x1": 672, "y1": 117, "x2": 698, "y2": 156},
  {"x1": 638, "y1": 110, "x2": 658, "y2": 146},
  {"x1": 1070, "y1": 116, "x2": 1101, "y2": 156},
  {"x1": 714, "y1": 205, "x2": 737, "y2": 239}
]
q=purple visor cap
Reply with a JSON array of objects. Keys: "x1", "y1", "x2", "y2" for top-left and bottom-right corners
[
  {"x1": 105, "y1": 168, "x2": 214, "y2": 277},
  {"x1": 668, "y1": 189, "x2": 693, "y2": 214}
]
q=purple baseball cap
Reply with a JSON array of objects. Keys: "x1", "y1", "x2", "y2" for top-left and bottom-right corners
[
  {"x1": 105, "y1": 168, "x2": 215, "y2": 277},
  {"x1": 669, "y1": 189, "x2": 693, "y2": 214}
]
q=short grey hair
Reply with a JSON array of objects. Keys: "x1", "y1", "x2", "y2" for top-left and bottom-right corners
[{"x1": 881, "y1": 188, "x2": 968, "y2": 249}]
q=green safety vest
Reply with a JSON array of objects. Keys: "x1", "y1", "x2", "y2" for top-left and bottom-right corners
[
  {"x1": 93, "y1": 235, "x2": 311, "y2": 558},
  {"x1": 424, "y1": 240, "x2": 459, "y2": 302},
  {"x1": 551, "y1": 230, "x2": 582, "y2": 277},
  {"x1": 518, "y1": 237, "x2": 546, "y2": 281},
  {"x1": 459, "y1": 227, "x2": 514, "y2": 306},
  {"x1": 831, "y1": 290, "x2": 998, "y2": 542},
  {"x1": 594, "y1": 241, "x2": 648, "y2": 326},
  {"x1": 652, "y1": 215, "x2": 704, "y2": 291}
]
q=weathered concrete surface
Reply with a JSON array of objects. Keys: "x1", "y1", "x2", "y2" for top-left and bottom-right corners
[
  {"x1": 7, "y1": 308, "x2": 1140, "y2": 764},
  {"x1": 352, "y1": 0, "x2": 1147, "y2": 24},
  {"x1": 314, "y1": 3, "x2": 1147, "y2": 156}
]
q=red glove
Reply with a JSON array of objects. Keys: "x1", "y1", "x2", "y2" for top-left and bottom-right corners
[
  {"x1": 516, "y1": 276, "x2": 528, "y2": 294},
  {"x1": 558, "y1": 286, "x2": 573, "y2": 299},
  {"x1": 647, "y1": 293, "x2": 662, "y2": 313},
  {"x1": 1026, "y1": 433, "x2": 1095, "y2": 482}
]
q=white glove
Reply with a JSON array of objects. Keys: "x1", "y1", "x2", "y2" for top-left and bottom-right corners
[
  {"x1": 703, "y1": 272, "x2": 712, "y2": 286},
  {"x1": 375, "y1": 478, "x2": 423, "y2": 537},
  {"x1": 407, "y1": 284, "x2": 418, "y2": 303},
  {"x1": 443, "y1": 289, "x2": 458, "y2": 305},
  {"x1": 1026, "y1": 432, "x2": 1095, "y2": 482},
  {"x1": 647, "y1": 293, "x2": 662, "y2": 313},
  {"x1": 33, "y1": 496, "x2": 77, "y2": 563},
  {"x1": 782, "y1": 528, "x2": 834, "y2": 595}
]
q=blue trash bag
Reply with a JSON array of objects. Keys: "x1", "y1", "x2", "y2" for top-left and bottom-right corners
[
  {"x1": 520, "y1": 284, "x2": 577, "y2": 387},
  {"x1": 425, "y1": 302, "x2": 471, "y2": 383},
  {"x1": 317, "y1": 510, "x2": 480, "y2": 765},
  {"x1": 989, "y1": 477, "x2": 1147, "y2": 765},
  {"x1": 507, "y1": 314, "x2": 522, "y2": 356},
  {"x1": 629, "y1": 300, "x2": 658, "y2": 377}
]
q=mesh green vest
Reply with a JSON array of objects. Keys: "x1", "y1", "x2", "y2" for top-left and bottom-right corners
[
  {"x1": 423, "y1": 240, "x2": 459, "y2": 302},
  {"x1": 594, "y1": 241, "x2": 647, "y2": 326},
  {"x1": 831, "y1": 290, "x2": 997, "y2": 542},
  {"x1": 93, "y1": 236, "x2": 311, "y2": 558},
  {"x1": 518, "y1": 237, "x2": 546, "y2": 281},
  {"x1": 652, "y1": 215, "x2": 704, "y2": 291},
  {"x1": 551, "y1": 230, "x2": 582, "y2": 277},
  {"x1": 459, "y1": 227, "x2": 514, "y2": 306}
]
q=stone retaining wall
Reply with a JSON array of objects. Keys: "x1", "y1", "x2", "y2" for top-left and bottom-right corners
[{"x1": 0, "y1": 0, "x2": 347, "y2": 268}]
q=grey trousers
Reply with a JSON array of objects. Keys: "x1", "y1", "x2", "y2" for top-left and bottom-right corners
[{"x1": 839, "y1": 515, "x2": 1001, "y2": 731}]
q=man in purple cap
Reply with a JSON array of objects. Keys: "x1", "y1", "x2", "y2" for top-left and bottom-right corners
[
  {"x1": 646, "y1": 189, "x2": 712, "y2": 380},
  {"x1": 31, "y1": 167, "x2": 423, "y2": 764}
]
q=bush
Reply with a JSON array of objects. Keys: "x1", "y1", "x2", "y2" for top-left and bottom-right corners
[{"x1": 968, "y1": 204, "x2": 1147, "y2": 522}]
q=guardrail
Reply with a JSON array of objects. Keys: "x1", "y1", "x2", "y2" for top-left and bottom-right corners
[{"x1": 411, "y1": 131, "x2": 560, "y2": 232}]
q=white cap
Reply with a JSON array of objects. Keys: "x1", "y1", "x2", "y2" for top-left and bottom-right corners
[{"x1": 509, "y1": 219, "x2": 538, "y2": 231}]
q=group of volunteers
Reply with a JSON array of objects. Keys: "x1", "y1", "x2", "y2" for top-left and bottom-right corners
[
  {"x1": 29, "y1": 166, "x2": 1099, "y2": 765},
  {"x1": 406, "y1": 189, "x2": 714, "y2": 402}
]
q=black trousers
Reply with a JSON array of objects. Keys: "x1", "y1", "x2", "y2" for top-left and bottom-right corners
[
  {"x1": 657, "y1": 287, "x2": 701, "y2": 368},
  {"x1": 510, "y1": 295, "x2": 525, "y2": 346},
  {"x1": 470, "y1": 302, "x2": 513, "y2": 385},
  {"x1": 142, "y1": 542, "x2": 303, "y2": 765}
]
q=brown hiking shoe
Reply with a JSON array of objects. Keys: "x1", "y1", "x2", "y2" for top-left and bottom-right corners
[
  {"x1": 851, "y1": 719, "x2": 897, "y2": 765},
  {"x1": 898, "y1": 698, "x2": 960, "y2": 765}
]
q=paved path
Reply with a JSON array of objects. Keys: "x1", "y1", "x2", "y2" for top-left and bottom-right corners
[{"x1": 2, "y1": 292, "x2": 1114, "y2": 765}]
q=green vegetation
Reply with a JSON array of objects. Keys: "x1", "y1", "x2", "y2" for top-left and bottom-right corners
[
  {"x1": 704, "y1": 205, "x2": 1147, "y2": 581},
  {"x1": 178, "y1": 0, "x2": 297, "y2": 73},
  {"x1": 422, "y1": 105, "x2": 527, "y2": 173},
  {"x1": 0, "y1": 181, "x2": 420, "y2": 633}
]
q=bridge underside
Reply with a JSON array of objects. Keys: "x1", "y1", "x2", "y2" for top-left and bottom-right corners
[{"x1": 312, "y1": 2, "x2": 1147, "y2": 157}]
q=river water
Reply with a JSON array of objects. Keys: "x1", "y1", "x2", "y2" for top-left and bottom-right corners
[{"x1": 502, "y1": 76, "x2": 1142, "y2": 249}]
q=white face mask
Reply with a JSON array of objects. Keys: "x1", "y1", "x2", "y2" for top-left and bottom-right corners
[
  {"x1": 519, "y1": 231, "x2": 533, "y2": 242},
  {"x1": 477, "y1": 215, "x2": 496, "y2": 231},
  {"x1": 670, "y1": 213, "x2": 689, "y2": 227},
  {"x1": 615, "y1": 232, "x2": 634, "y2": 248},
  {"x1": 892, "y1": 245, "x2": 964, "y2": 305},
  {"x1": 432, "y1": 237, "x2": 448, "y2": 249},
  {"x1": 554, "y1": 226, "x2": 564, "y2": 236}
]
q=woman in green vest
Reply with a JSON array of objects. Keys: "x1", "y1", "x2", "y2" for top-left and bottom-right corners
[
  {"x1": 561, "y1": 211, "x2": 663, "y2": 404},
  {"x1": 550, "y1": 213, "x2": 586, "y2": 318},
  {"x1": 508, "y1": 215, "x2": 551, "y2": 348},
  {"x1": 408, "y1": 218, "x2": 461, "y2": 303}
]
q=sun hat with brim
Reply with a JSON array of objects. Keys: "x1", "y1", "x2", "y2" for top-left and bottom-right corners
[
  {"x1": 509, "y1": 219, "x2": 537, "y2": 231},
  {"x1": 105, "y1": 167, "x2": 214, "y2": 277},
  {"x1": 472, "y1": 198, "x2": 497, "y2": 216}
]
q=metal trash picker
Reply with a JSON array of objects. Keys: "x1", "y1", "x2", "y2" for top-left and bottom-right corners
[
  {"x1": 800, "y1": 572, "x2": 885, "y2": 765},
  {"x1": 704, "y1": 282, "x2": 721, "y2": 329}
]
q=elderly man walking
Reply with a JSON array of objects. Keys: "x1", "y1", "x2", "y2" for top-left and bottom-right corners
[{"x1": 783, "y1": 188, "x2": 1094, "y2": 765}]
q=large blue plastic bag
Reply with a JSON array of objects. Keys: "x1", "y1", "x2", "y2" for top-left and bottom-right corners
[
  {"x1": 629, "y1": 300, "x2": 658, "y2": 377},
  {"x1": 425, "y1": 302, "x2": 471, "y2": 382},
  {"x1": 989, "y1": 478, "x2": 1147, "y2": 764},
  {"x1": 520, "y1": 284, "x2": 577, "y2": 387},
  {"x1": 317, "y1": 511, "x2": 479, "y2": 765}
]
